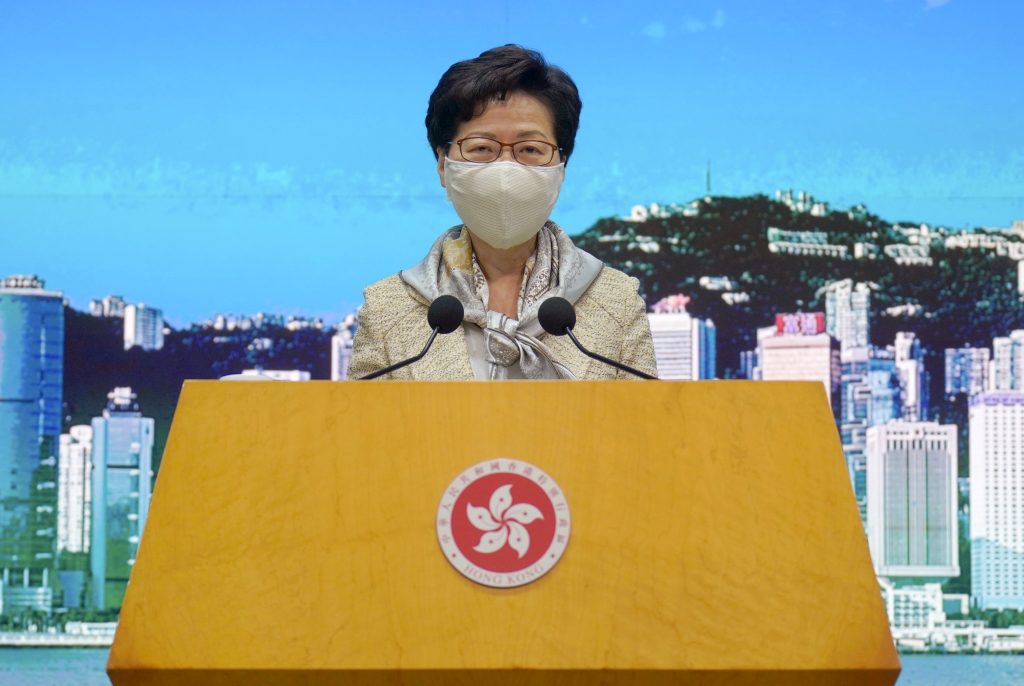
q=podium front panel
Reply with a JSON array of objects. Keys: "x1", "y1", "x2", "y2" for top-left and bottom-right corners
[{"x1": 109, "y1": 381, "x2": 899, "y2": 686}]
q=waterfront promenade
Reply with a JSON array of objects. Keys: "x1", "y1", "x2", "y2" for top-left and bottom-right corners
[
  {"x1": 0, "y1": 624, "x2": 115, "y2": 648},
  {"x1": 3, "y1": 628, "x2": 1024, "y2": 653},
  {"x1": 1, "y1": 650, "x2": 1024, "y2": 686},
  {"x1": 893, "y1": 624, "x2": 1024, "y2": 654}
]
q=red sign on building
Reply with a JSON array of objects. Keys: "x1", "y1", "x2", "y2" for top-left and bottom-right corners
[{"x1": 775, "y1": 312, "x2": 826, "y2": 335}]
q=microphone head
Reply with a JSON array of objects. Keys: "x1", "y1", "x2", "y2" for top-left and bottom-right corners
[
  {"x1": 538, "y1": 296, "x2": 576, "y2": 336},
  {"x1": 427, "y1": 295, "x2": 464, "y2": 334}
]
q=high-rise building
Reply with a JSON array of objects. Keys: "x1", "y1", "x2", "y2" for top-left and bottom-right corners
[
  {"x1": 58, "y1": 426, "x2": 93, "y2": 554},
  {"x1": 866, "y1": 421, "x2": 958, "y2": 579},
  {"x1": 840, "y1": 346, "x2": 901, "y2": 522},
  {"x1": 331, "y1": 331, "x2": 353, "y2": 381},
  {"x1": 88, "y1": 295, "x2": 126, "y2": 318},
  {"x1": 738, "y1": 349, "x2": 758, "y2": 380},
  {"x1": 56, "y1": 426, "x2": 92, "y2": 610},
  {"x1": 945, "y1": 347, "x2": 991, "y2": 397},
  {"x1": 969, "y1": 391, "x2": 1024, "y2": 610},
  {"x1": 123, "y1": 303, "x2": 164, "y2": 351},
  {"x1": 758, "y1": 320, "x2": 840, "y2": 413},
  {"x1": 91, "y1": 388, "x2": 154, "y2": 610},
  {"x1": 878, "y1": 579, "x2": 947, "y2": 630},
  {"x1": 0, "y1": 274, "x2": 63, "y2": 615},
  {"x1": 895, "y1": 332, "x2": 929, "y2": 421},
  {"x1": 331, "y1": 314, "x2": 357, "y2": 381},
  {"x1": 647, "y1": 294, "x2": 716, "y2": 380},
  {"x1": 819, "y1": 279, "x2": 871, "y2": 351},
  {"x1": 990, "y1": 330, "x2": 1024, "y2": 391},
  {"x1": 738, "y1": 326, "x2": 776, "y2": 380}
]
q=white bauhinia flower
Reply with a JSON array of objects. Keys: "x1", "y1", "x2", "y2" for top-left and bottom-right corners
[
  {"x1": 467, "y1": 504, "x2": 499, "y2": 531},
  {"x1": 506, "y1": 521, "x2": 530, "y2": 558},
  {"x1": 474, "y1": 528, "x2": 508, "y2": 554},
  {"x1": 467, "y1": 484, "x2": 544, "y2": 558}
]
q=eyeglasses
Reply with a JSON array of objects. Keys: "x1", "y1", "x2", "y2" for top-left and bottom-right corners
[{"x1": 451, "y1": 137, "x2": 562, "y2": 166}]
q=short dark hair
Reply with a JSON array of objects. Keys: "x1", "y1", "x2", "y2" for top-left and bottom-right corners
[{"x1": 426, "y1": 45, "x2": 582, "y2": 164}]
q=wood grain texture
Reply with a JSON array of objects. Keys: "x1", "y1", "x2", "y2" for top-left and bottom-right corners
[{"x1": 108, "y1": 381, "x2": 899, "y2": 686}]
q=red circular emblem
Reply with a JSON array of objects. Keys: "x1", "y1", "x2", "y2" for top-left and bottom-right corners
[{"x1": 437, "y1": 459, "x2": 570, "y2": 588}]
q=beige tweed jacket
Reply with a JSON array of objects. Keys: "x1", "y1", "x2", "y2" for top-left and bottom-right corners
[{"x1": 347, "y1": 266, "x2": 658, "y2": 380}]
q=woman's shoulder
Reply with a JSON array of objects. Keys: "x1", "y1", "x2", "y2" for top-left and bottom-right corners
[
  {"x1": 591, "y1": 264, "x2": 641, "y2": 292},
  {"x1": 358, "y1": 274, "x2": 427, "y2": 334},
  {"x1": 363, "y1": 273, "x2": 412, "y2": 302},
  {"x1": 577, "y1": 264, "x2": 644, "y2": 325}
]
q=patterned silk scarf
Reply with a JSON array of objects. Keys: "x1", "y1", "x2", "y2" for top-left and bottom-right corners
[{"x1": 400, "y1": 221, "x2": 604, "y2": 379}]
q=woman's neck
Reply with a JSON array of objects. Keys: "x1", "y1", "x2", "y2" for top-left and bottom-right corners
[{"x1": 468, "y1": 232, "x2": 537, "y2": 318}]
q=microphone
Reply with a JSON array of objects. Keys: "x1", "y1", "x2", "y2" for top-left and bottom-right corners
[
  {"x1": 538, "y1": 296, "x2": 657, "y2": 380},
  {"x1": 358, "y1": 295, "x2": 464, "y2": 380}
]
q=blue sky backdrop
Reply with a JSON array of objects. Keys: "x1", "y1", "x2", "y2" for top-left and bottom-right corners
[{"x1": 2, "y1": 0, "x2": 1022, "y2": 325}]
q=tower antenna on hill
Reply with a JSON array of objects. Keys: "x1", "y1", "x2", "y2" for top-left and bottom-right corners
[{"x1": 706, "y1": 160, "x2": 712, "y2": 195}]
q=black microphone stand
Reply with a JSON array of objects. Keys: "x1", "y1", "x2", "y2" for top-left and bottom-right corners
[
  {"x1": 562, "y1": 328, "x2": 658, "y2": 380},
  {"x1": 537, "y1": 296, "x2": 657, "y2": 380},
  {"x1": 358, "y1": 328, "x2": 440, "y2": 380},
  {"x1": 357, "y1": 294, "x2": 465, "y2": 380}
]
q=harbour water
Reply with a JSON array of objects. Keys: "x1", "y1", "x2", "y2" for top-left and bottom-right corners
[
  {"x1": 1, "y1": 649, "x2": 1023, "y2": 685},
  {"x1": 0, "y1": 648, "x2": 110, "y2": 686}
]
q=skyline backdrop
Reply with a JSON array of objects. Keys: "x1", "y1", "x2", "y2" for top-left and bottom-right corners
[{"x1": 2, "y1": 0, "x2": 1022, "y2": 326}]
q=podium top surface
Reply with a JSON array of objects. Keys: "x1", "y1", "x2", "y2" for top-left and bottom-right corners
[{"x1": 110, "y1": 380, "x2": 897, "y2": 677}]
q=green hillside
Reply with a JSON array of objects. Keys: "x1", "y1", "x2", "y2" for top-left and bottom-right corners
[
  {"x1": 62, "y1": 309, "x2": 334, "y2": 469},
  {"x1": 572, "y1": 194, "x2": 1024, "y2": 390}
]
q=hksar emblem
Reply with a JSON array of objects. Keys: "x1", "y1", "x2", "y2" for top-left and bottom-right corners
[{"x1": 437, "y1": 459, "x2": 570, "y2": 588}]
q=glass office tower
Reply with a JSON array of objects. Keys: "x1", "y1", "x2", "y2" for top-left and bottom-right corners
[
  {"x1": 91, "y1": 387, "x2": 154, "y2": 610},
  {"x1": 0, "y1": 275, "x2": 63, "y2": 614}
]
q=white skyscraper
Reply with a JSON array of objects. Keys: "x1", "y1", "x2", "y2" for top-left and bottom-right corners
[
  {"x1": 820, "y1": 279, "x2": 872, "y2": 351},
  {"x1": 57, "y1": 426, "x2": 92, "y2": 554},
  {"x1": 867, "y1": 421, "x2": 958, "y2": 579},
  {"x1": 124, "y1": 303, "x2": 165, "y2": 351},
  {"x1": 331, "y1": 314, "x2": 357, "y2": 381},
  {"x1": 990, "y1": 330, "x2": 1024, "y2": 391},
  {"x1": 895, "y1": 332, "x2": 928, "y2": 420},
  {"x1": 758, "y1": 321, "x2": 840, "y2": 411},
  {"x1": 647, "y1": 294, "x2": 716, "y2": 380},
  {"x1": 970, "y1": 391, "x2": 1024, "y2": 610}
]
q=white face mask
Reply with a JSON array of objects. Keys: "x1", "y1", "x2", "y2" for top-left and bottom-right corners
[{"x1": 444, "y1": 158, "x2": 565, "y2": 249}]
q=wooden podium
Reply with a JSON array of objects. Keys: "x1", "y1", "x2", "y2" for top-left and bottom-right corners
[{"x1": 108, "y1": 381, "x2": 899, "y2": 686}]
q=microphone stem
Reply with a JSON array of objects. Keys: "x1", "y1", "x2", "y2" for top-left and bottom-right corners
[
  {"x1": 358, "y1": 327, "x2": 440, "y2": 380},
  {"x1": 564, "y1": 329, "x2": 657, "y2": 380}
]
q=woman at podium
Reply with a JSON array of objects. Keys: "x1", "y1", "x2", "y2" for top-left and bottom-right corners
[{"x1": 348, "y1": 45, "x2": 657, "y2": 381}]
